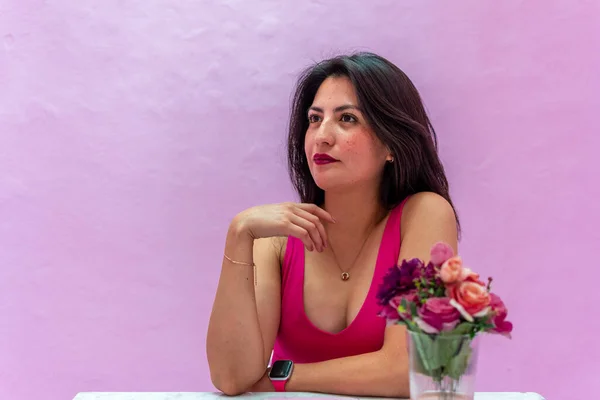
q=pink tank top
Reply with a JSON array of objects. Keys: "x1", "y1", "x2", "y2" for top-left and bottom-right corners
[{"x1": 271, "y1": 197, "x2": 409, "y2": 364}]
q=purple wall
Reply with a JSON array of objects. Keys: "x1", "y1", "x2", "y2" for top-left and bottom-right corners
[{"x1": 1, "y1": 1, "x2": 598, "y2": 399}]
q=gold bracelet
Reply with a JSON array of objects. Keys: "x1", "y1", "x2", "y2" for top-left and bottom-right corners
[
  {"x1": 223, "y1": 254, "x2": 255, "y2": 267},
  {"x1": 224, "y1": 254, "x2": 257, "y2": 286}
]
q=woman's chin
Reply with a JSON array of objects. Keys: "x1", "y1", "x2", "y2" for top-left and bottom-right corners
[{"x1": 312, "y1": 177, "x2": 346, "y2": 192}]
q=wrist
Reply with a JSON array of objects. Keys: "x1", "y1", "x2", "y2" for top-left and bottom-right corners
[
  {"x1": 223, "y1": 214, "x2": 255, "y2": 272},
  {"x1": 229, "y1": 212, "x2": 253, "y2": 241},
  {"x1": 284, "y1": 362, "x2": 303, "y2": 392},
  {"x1": 270, "y1": 360, "x2": 301, "y2": 392}
]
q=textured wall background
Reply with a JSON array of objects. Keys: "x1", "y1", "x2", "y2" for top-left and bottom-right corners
[{"x1": 1, "y1": 1, "x2": 599, "y2": 399}]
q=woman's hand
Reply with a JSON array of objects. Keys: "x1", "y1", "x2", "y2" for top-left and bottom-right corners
[{"x1": 232, "y1": 203, "x2": 335, "y2": 252}]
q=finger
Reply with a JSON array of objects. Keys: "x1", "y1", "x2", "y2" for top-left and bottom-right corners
[
  {"x1": 288, "y1": 214, "x2": 324, "y2": 252},
  {"x1": 288, "y1": 214, "x2": 323, "y2": 252},
  {"x1": 296, "y1": 203, "x2": 336, "y2": 223},
  {"x1": 286, "y1": 223, "x2": 316, "y2": 252},
  {"x1": 293, "y1": 207, "x2": 328, "y2": 248}
]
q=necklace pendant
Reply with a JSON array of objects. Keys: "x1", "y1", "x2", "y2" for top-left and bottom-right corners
[{"x1": 341, "y1": 272, "x2": 350, "y2": 281}]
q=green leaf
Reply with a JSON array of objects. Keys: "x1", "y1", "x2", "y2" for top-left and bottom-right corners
[
  {"x1": 470, "y1": 313, "x2": 496, "y2": 335},
  {"x1": 415, "y1": 334, "x2": 463, "y2": 373},
  {"x1": 410, "y1": 340, "x2": 428, "y2": 375},
  {"x1": 406, "y1": 320, "x2": 419, "y2": 331},
  {"x1": 398, "y1": 298, "x2": 409, "y2": 315},
  {"x1": 401, "y1": 298, "x2": 408, "y2": 310},
  {"x1": 446, "y1": 340, "x2": 473, "y2": 380},
  {"x1": 437, "y1": 335, "x2": 466, "y2": 372},
  {"x1": 413, "y1": 333, "x2": 437, "y2": 372},
  {"x1": 479, "y1": 314, "x2": 492, "y2": 323},
  {"x1": 442, "y1": 322, "x2": 475, "y2": 337},
  {"x1": 409, "y1": 301, "x2": 418, "y2": 317}
]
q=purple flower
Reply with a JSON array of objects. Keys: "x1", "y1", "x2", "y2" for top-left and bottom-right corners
[
  {"x1": 376, "y1": 258, "x2": 423, "y2": 306},
  {"x1": 422, "y1": 261, "x2": 437, "y2": 280}
]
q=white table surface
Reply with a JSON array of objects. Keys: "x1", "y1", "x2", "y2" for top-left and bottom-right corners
[{"x1": 72, "y1": 392, "x2": 546, "y2": 400}]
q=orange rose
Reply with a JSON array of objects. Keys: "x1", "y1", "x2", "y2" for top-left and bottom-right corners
[
  {"x1": 439, "y1": 256, "x2": 463, "y2": 284},
  {"x1": 448, "y1": 281, "x2": 491, "y2": 317},
  {"x1": 459, "y1": 267, "x2": 483, "y2": 284}
]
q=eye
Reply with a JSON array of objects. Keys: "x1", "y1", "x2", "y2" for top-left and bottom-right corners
[
  {"x1": 340, "y1": 113, "x2": 358, "y2": 123},
  {"x1": 308, "y1": 114, "x2": 322, "y2": 123}
]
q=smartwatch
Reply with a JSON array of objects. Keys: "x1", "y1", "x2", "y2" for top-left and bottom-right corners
[{"x1": 268, "y1": 359, "x2": 294, "y2": 392}]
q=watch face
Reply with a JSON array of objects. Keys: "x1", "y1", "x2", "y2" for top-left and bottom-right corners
[{"x1": 270, "y1": 360, "x2": 293, "y2": 379}]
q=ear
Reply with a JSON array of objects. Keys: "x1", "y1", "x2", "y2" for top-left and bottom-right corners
[{"x1": 383, "y1": 145, "x2": 394, "y2": 163}]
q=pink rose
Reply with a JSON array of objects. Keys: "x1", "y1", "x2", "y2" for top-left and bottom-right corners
[
  {"x1": 430, "y1": 242, "x2": 454, "y2": 266},
  {"x1": 417, "y1": 297, "x2": 461, "y2": 333},
  {"x1": 448, "y1": 281, "x2": 491, "y2": 317},
  {"x1": 380, "y1": 290, "x2": 418, "y2": 325},
  {"x1": 489, "y1": 293, "x2": 513, "y2": 337},
  {"x1": 389, "y1": 290, "x2": 418, "y2": 319},
  {"x1": 439, "y1": 256, "x2": 463, "y2": 284},
  {"x1": 379, "y1": 305, "x2": 401, "y2": 326}
]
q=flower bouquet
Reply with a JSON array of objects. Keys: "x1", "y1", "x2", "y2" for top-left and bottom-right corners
[{"x1": 377, "y1": 242, "x2": 513, "y2": 400}]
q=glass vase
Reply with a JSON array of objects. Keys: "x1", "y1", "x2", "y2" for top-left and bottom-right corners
[{"x1": 407, "y1": 330, "x2": 480, "y2": 400}]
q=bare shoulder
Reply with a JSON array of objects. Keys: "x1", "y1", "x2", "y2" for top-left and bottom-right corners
[
  {"x1": 399, "y1": 191, "x2": 458, "y2": 261},
  {"x1": 402, "y1": 191, "x2": 457, "y2": 230}
]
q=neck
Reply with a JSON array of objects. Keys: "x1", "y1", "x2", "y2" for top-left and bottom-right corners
[{"x1": 323, "y1": 184, "x2": 386, "y2": 239}]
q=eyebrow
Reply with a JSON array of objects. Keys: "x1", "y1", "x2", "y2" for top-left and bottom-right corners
[{"x1": 308, "y1": 105, "x2": 362, "y2": 113}]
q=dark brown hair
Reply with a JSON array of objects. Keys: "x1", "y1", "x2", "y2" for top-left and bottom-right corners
[{"x1": 287, "y1": 52, "x2": 460, "y2": 232}]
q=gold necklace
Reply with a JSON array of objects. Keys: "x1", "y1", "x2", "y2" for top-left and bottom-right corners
[{"x1": 328, "y1": 218, "x2": 380, "y2": 281}]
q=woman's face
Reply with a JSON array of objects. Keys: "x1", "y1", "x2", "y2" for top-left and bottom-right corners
[{"x1": 305, "y1": 76, "x2": 391, "y2": 193}]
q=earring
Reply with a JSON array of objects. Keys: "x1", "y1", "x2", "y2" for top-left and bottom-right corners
[{"x1": 387, "y1": 156, "x2": 394, "y2": 163}]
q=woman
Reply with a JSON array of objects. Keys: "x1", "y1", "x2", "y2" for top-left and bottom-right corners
[{"x1": 206, "y1": 52, "x2": 459, "y2": 397}]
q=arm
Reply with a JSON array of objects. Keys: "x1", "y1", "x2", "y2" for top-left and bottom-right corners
[
  {"x1": 206, "y1": 219, "x2": 282, "y2": 395},
  {"x1": 251, "y1": 324, "x2": 410, "y2": 397},
  {"x1": 250, "y1": 192, "x2": 458, "y2": 397},
  {"x1": 399, "y1": 191, "x2": 459, "y2": 261}
]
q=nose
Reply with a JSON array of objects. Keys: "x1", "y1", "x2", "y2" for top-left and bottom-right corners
[{"x1": 314, "y1": 117, "x2": 335, "y2": 146}]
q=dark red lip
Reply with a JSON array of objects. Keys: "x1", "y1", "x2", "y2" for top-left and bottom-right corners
[{"x1": 313, "y1": 153, "x2": 339, "y2": 165}]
